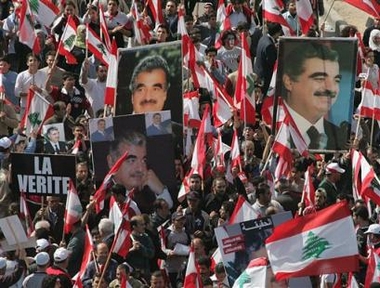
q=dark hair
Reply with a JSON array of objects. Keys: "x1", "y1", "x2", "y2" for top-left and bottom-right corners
[
  {"x1": 111, "y1": 183, "x2": 126, "y2": 196},
  {"x1": 205, "y1": 46, "x2": 217, "y2": 55},
  {"x1": 353, "y1": 205, "x2": 369, "y2": 220},
  {"x1": 198, "y1": 256, "x2": 211, "y2": 267},
  {"x1": 221, "y1": 30, "x2": 236, "y2": 44},
  {"x1": 255, "y1": 183, "x2": 270, "y2": 198},
  {"x1": 47, "y1": 126, "x2": 59, "y2": 135},
  {"x1": 184, "y1": 15, "x2": 194, "y2": 22},
  {"x1": 109, "y1": 131, "x2": 146, "y2": 160},
  {"x1": 129, "y1": 56, "x2": 170, "y2": 92},
  {"x1": 0, "y1": 55, "x2": 11, "y2": 64},
  {"x1": 53, "y1": 101, "x2": 66, "y2": 112}
]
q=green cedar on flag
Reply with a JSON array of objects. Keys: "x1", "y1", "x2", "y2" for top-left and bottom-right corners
[
  {"x1": 57, "y1": 15, "x2": 78, "y2": 64},
  {"x1": 265, "y1": 201, "x2": 359, "y2": 280},
  {"x1": 64, "y1": 180, "x2": 83, "y2": 234},
  {"x1": 19, "y1": 0, "x2": 40, "y2": 54},
  {"x1": 232, "y1": 257, "x2": 267, "y2": 288},
  {"x1": 29, "y1": 0, "x2": 59, "y2": 28}
]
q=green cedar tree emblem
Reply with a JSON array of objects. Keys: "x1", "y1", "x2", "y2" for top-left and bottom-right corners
[
  {"x1": 64, "y1": 34, "x2": 76, "y2": 49},
  {"x1": 236, "y1": 270, "x2": 250, "y2": 287},
  {"x1": 302, "y1": 231, "x2": 331, "y2": 260},
  {"x1": 29, "y1": 0, "x2": 39, "y2": 14},
  {"x1": 28, "y1": 112, "x2": 41, "y2": 127},
  {"x1": 246, "y1": 73, "x2": 256, "y2": 96},
  {"x1": 97, "y1": 43, "x2": 107, "y2": 55}
]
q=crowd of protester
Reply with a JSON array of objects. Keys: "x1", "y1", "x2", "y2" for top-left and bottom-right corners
[{"x1": 0, "y1": 0, "x2": 379, "y2": 287}]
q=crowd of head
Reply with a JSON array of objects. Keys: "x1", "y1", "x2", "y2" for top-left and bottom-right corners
[{"x1": 0, "y1": 0, "x2": 379, "y2": 287}]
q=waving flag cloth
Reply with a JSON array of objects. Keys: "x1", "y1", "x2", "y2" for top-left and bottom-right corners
[
  {"x1": 183, "y1": 90, "x2": 201, "y2": 128},
  {"x1": 93, "y1": 151, "x2": 128, "y2": 212},
  {"x1": 86, "y1": 25, "x2": 110, "y2": 67},
  {"x1": 131, "y1": 1, "x2": 152, "y2": 45},
  {"x1": 19, "y1": 0, "x2": 40, "y2": 54},
  {"x1": 57, "y1": 15, "x2": 78, "y2": 64},
  {"x1": 302, "y1": 165, "x2": 315, "y2": 208},
  {"x1": 73, "y1": 226, "x2": 94, "y2": 288},
  {"x1": 265, "y1": 202, "x2": 358, "y2": 280},
  {"x1": 263, "y1": 0, "x2": 295, "y2": 36},
  {"x1": 230, "y1": 128, "x2": 242, "y2": 171},
  {"x1": 229, "y1": 195, "x2": 260, "y2": 224},
  {"x1": 215, "y1": 0, "x2": 231, "y2": 48},
  {"x1": 20, "y1": 192, "x2": 34, "y2": 236},
  {"x1": 358, "y1": 81, "x2": 380, "y2": 120},
  {"x1": 146, "y1": 0, "x2": 164, "y2": 27},
  {"x1": 29, "y1": 0, "x2": 59, "y2": 28},
  {"x1": 20, "y1": 89, "x2": 54, "y2": 135},
  {"x1": 232, "y1": 257, "x2": 268, "y2": 288},
  {"x1": 295, "y1": 0, "x2": 314, "y2": 35},
  {"x1": 365, "y1": 246, "x2": 380, "y2": 287},
  {"x1": 98, "y1": 4, "x2": 112, "y2": 50},
  {"x1": 104, "y1": 39, "x2": 118, "y2": 106},
  {"x1": 63, "y1": 180, "x2": 83, "y2": 234},
  {"x1": 342, "y1": 0, "x2": 380, "y2": 18},
  {"x1": 184, "y1": 244, "x2": 203, "y2": 288}
]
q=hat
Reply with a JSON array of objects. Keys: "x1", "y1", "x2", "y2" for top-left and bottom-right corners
[
  {"x1": 34, "y1": 252, "x2": 50, "y2": 266},
  {"x1": 0, "y1": 257, "x2": 6, "y2": 269},
  {"x1": 187, "y1": 191, "x2": 200, "y2": 200},
  {"x1": 203, "y1": 2, "x2": 213, "y2": 7},
  {"x1": 172, "y1": 211, "x2": 185, "y2": 221},
  {"x1": 325, "y1": 162, "x2": 345, "y2": 174},
  {"x1": 54, "y1": 247, "x2": 70, "y2": 262},
  {"x1": 0, "y1": 137, "x2": 12, "y2": 149},
  {"x1": 36, "y1": 238, "x2": 50, "y2": 252},
  {"x1": 365, "y1": 224, "x2": 380, "y2": 235}
]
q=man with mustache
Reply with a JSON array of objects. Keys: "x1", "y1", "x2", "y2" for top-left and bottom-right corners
[
  {"x1": 130, "y1": 56, "x2": 170, "y2": 114},
  {"x1": 282, "y1": 41, "x2": 349, "y2": 150},
  {"x1": 107, "y1": 130, "x2": 173, "y2": 213}
]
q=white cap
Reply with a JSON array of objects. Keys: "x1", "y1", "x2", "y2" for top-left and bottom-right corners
[
  {"x1": 34, "y1": 252, "x2": 50, "y2": 266},
  {"x1": 365, "y1": 224, "x2": 380, "y2": 235},
  {"x1": 36, "y1": 238, "x2": 50, "y2": 252},
  {"x1": 325, "y1": 162, "x2": 345, "y2": 174},
  {"x1": 54, "y1": 248, "x2": 70, "y2": 262},
  {"x1": 0, "y1": 137, "x2": 12, "y2": 149},
  {"x1": 0, "y1": 257, "x2": 6, "y2": 269}
]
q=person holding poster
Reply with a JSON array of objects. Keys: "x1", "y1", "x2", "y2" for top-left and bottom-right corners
[{"x1": 281, "y1": 41, "x2": 351, "y2": 151}]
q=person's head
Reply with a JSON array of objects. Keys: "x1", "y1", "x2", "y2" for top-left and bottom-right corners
[
  {"x1": 171, "y1": 211, "x2": 185, "y2": 229},
  {"x1": 365, "y1": 224, "x2": 380, "y2": 245},
  {"x1": 116, "y1": 263, "x2": 130, "y2": 281},
  {"x1": 150, "y1": 270, "x2": 166, "y2": 288},
  {"x1": 53, "y1": 247, "x2": 70, "y2": 268},
  {"x1": 314, "y1": 188, "x2": 327, "y2": 209},
  {"x1": 153, "y1": 198, "x2": 170, "y2": 218},
  {"x1": 267, "y1": 22, "x2": 283, "y2": 39},
  {"x1": 214, "y1": 262, "x2": 227, "y2": 283},
  {"x1": 364, "y1": 48, "x2": 375, "y2": 67},
  {"x1": 111, "y1": 183, "x2": 126, "y2": 203},
  {"x1": 221, "y1": 30, "x2": 236, "y2": 49},
  {"x1": 192, "y1": 237, "x2": 206, "y2": 259},
  {"x1": 62, "y1": 72, "x2": 76, "y2": 90},
  {"x1": 231, "y1": 0, "x2": 243, "y2": 12},
  {"x1": 92, "y1": 272, "x2": 109, "y2": 288},
  {"x1": 212, "y1": 177, "x2": 227, "y2": 196},
  {"x1": 41, "y1": 275, "x2": 62, "y2": 288},
  {"x1": 186, "y1": 191, "x2": 201, "y2": 210},
  {"x1": 241, "y1": 140, "x2": 255, "y2": 158},
  {"x1": 96, "y1": 64, "x2": 108, "y2": 82},
  {"x1": 374, "y1": 17, "x2": 380, "y2": 28},
  {"x1": 91, "y1": 228, "x2": 101, "y2": 244},
  {"x1": 63, "y1": 0, "x2": 77, "y2": 16},
  {"x1": 205, "y1": 46, "x2": 217, "y2": 63},
  {"x1": 219, "y1": 200, "x2": 234, "y2": 220},
  {"x1": 45, "y1": 51, "x2": 57, "y2": 68},
  {"x1": 52, "y1": 101, "x2": 66, "y2": 119},
  {"x1": 107, "y1": 131, "x2": 147, "y2": 189},
  {"x1": 76, "y1": 161, "x2": 88, "y2": 181},
  {"x1": 34, "y1": 252, "x2": 50, "y2": 269},
  {"x1": 46, "y1": 196, "x2": 60, "y2": 211},
  {"x1": 26, "y1": 53, "x2": 41, "y2": 71},
  {"x1": 165, "y1": 0, "x2": 177, "y2": 15},
  {"x1": 97, "y1": 119, "x2": 106, "y2": 131},
  {"x1": 197, "y1": 256, "x2": 211, "y2": 280},
  {"x1": 72, "y1": 123, "x2": 85, "y2": 139},
  {"x1": 0, "y1": 55, "x2": 11, "y2": 73},
  {"x1": 255, "y1": 183, "x2": 271, "y2": 206},
  {"x1": 353, "y1": 205, "x2": 369, "y2": 226},
  {"x1": 130, "y1": 56, "x2": 170, "y2": 113},
  {"x1": 207, "y1": 12, "x2": 217, "y2": 27},
  {"x1": 236, "y1": 21, "x2": 250, "y2": 36},
  {"x1": 189, "y1": 173, "x2": 202, "y2": 191},
  {"x1": 152, "y1": 113, "x2": 162, "y2": 125},
  {"x1": 88, "y1": 5, "x2": 99, "y2": 22},
  {"x1": 130, "y1": 215, "x2": 146, "y2": 234},
  {"x1": 282, "y1": 42, "x2": 341, "y2": 124},
  {"x1": 46, "y1": 126, "x2": 60, "y2": 143},
  {"x1": 287, "y1": 0, "x2": 296, "y2": 15},
  {"x1": 184, "y1": 15, "x2": 194, "y2": 32},
  {"x1": 98, "y1": 218, "x2": 114, "y2": 238},
  {"x1": 107, "y1": 0, "x2": 119, "y2": 15},
  {"x1": 156, "y1": 24, "x2": 170, "y2": 42},
  {"x1": 95, "y1": 242, "x2": 109, "y2": 263},
  {"x1": 325, "y1": 162, "x2": 345, "y2": 182}
]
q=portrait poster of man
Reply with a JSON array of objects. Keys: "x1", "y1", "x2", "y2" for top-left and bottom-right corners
[
  {"x1": 274, "y1": 38, "x2": 357, "y2": 152},
  {"x1": 90, "y1": 113, "x2": 176, "y2": 212},
  {"x1": 116, "y1": 41, "x2": 182, "y2": 125}
]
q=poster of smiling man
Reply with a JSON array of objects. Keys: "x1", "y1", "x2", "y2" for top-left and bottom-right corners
[{"x1": 274, "y1": 38, "x2": 357, "y2": 152}]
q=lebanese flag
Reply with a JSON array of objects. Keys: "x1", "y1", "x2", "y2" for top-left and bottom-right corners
[
  {"x1": 57, "y1": 15, "x2": 78, "y2": 64},
  {"x1": 73, "y1": 226, "x2": 94, "y2": 288},
  {"x1": 19, "y1": 0, "x2": 40, "y2": 54},
  {"x1": 229, "y1": 195, "x2": 260, "y2": 224},
  {"x1": 86, "y1": 25, "x2": 110, "y2": 67},
  {"x1": 146, "y1": 0, "x2": 164, "y2": 27},
  {"x1": 63, "y1": 180, "x2": 83, "y2": 234},
  {"x1": 302, "y1": 165, "x2": 315, "y2": 208},
  {"x1": 20, "y1": 192, "x2": 34, "y2": 236},
  {"x1": 356, "y1": 32, "x2": 366, "y2": 76},
  {"x1": 351, "y1": 149, "x2": 363, "y2": 201},
  {"x1": 365, "y1": 247, "x2": 380, "y2": 287},
  {"x1": 234, "y1": 32, "x2": 256, "y2": 125},
  {"x1": 183, "y1": 245, "x2": 203, "y2": 288},
  {"x1": 358, "y1": 81, "x2": 380, "y2": 120},
  {"x1": 232, "y1": 257, "x2": 268, "y2": 288},
  {"x1": 212, "y1": 131, "x2": 230, "y2": 171},
  {"x1": 274, "y1": 154, "x2": 291, "y2": 181},
  {"x1": 183, "y1": 90, "x2": 201, "y2": 128},
  {"x1": 98, "y1": 4, "x2": 112, "y2": 50},
  {"x1": 230, "y1": 128, "x2": 241, "y2": 171},
  {"x1": 71, "y1": 139, "x2": 81, "y2": 155},
  {"x1": 212, "y1": 80, "x2": 234, "y2": 127},
  {"x1": 93, "y1": 151, "x2": 128, "y2": 213},
  {"x1": 295, "y1": 0, "x2": 314, "y2": 35},
  {"x1": 104, "y1": 39, "x2": 118, "y2": 106},
  {"x1": 342, "y1": 0, "x2": 380, "y2": 18},
  {"x1": 131, "y1": 1, "x2": 152, "y2": 45},
  {"x1": 265, "y1": 201, "x2": 359, "y2": 280},
  {"x1": 29, "y1": 0, "x2": 59, "y2": 28},
  {"x1": 263, "y1": 0, "x2": 295, "y2": 35},
  {"x1": 20, "y1": 89, "x2": 54, "y2": 135},
  {"x1": 215, "y1": 0, "x2": 231, "y2": 48}
]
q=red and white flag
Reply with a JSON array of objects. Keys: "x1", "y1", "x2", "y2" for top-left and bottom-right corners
[
  {"x1": 215, "y1": 0, "x2": 231, "y2": 48},
  {"x1": 229, "y1": 195, "x2": 260, "y2": 224},
  {"x1": 212, "y1": 80, "x2": 234, "y2": 127},
  {"x1": 263, "y1": 0, "x2": 295, "y2": 35},
  {"x1": 20, "y1": 89, "x2": 53, "y2": 135},
  {"x1": 265, "y1": 202, "x2": 359, "y2": 280},
  {"x1": 365, "y1": 247, "x2": 380, "y2": 287},
  {"x1": 295, "y1": 0, "x2": 314, "y2": 35},
  {"x1": 20, "y1": 192, "x2": 34, "y2": 236},
  {"x1": 104, "y1": 39, "x2": 118, "y2": 106},
  {"x1": 29, "y1": 0, "x2": 59, "y2": 29},
  {"x1": 343, "y1": 0, "x2": 380, "y2": 18},
  {"x1": 73, "y1": 226, "x2": 94, "y2": 288},
  {"x1": 183, "y1": 245, "x2": 203, "y2": 288},
  {"x1": 64, "y1": 180, "x2": 83, "y2": 234},
  {"x1": 183, "y1": 91, "x2": 201, "y2": 128},
  {"x1": 93, "y1": 151, "x2": 128, "y2": 212},
  {"x1": 131, "y1": 1, "x2": 152, "y2": 45},
  {"x1": 57, "y1": 15, "x2": 78, "y2": 64},
  {"x1": 230, "y1": 128, "x2": 241, "y2": 171},
  {"x1": 19, "y1": 0, "x2": 40, "y2": 54},
  {"x1": 86, "y1": 25, "x2": 110, "y2": 67},
  {"x1": 232, "y1": 257, "x2": 268, "y2": 288},
  {"x1": 71, "y1": 139, "x2": 81, "y2": 155},
  {"x1": 234, "y1": 32, "x2": 256, "y2": 125},
  {"x1": 358, "y1": 81, "x2": 380, "y2": 120},
  {"x1": 146, "y1": 0, "x2": 164, "y2": 27},
  {"x1": 302, "y1": 165, "x2": 315, "y2": 208},
  {"x1": 99, "y1": 4, "x2": 112, "y2": 50}
]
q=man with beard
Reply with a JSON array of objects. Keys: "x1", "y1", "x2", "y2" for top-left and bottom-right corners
[
  {"x1": 300, "y1": 187, "x2": 328, "y2": 215},
  {"x1": 282, "y1": 42, "x2": 348, "y2": 150}
]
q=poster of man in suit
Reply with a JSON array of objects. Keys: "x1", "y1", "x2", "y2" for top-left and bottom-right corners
[{"x1": 275, "y1": 38, "x2": 357, "y2": 152}]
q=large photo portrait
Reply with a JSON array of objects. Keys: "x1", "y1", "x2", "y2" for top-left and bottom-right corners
[
  {"x1": 275, "y1": 38, "x2": 357, "y2": 152},
  {"x1": 115, "y1": 41, "x2": 183, "y2": 125}
]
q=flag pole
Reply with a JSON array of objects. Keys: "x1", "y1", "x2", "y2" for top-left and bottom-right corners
[{"x1": 320, "y1": 0, "x2": 337, "y2": 27}]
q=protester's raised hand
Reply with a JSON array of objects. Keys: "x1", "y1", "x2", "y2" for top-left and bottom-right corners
[{"x1": 144, "y1": 169, "x2": 164, "y2": 195}]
